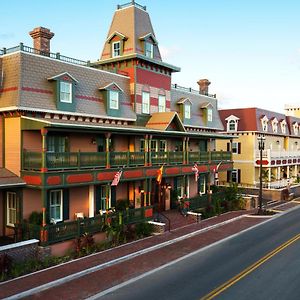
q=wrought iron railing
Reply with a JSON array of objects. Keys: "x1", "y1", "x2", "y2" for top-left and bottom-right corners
[
  {"x1": 171, "y1": 83, "x2": 216, "y2": 98},
  {"x1": 1, "y1": 43, "x2": 88, "y2": 66},
  {"x1": 117, "y1": 1, "x2": 146, "y2": 11}
]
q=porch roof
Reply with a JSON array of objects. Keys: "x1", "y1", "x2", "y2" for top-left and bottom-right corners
[
  {"x1": 0, "y1": 169, "x2": 26, "y2": 188},
  {"x1": 20, "y1": 116, "x2": 234, "y2": 139}
]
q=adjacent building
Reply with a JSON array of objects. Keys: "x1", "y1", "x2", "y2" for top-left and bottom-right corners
[{"x1": 0, "y1": 1, "x2": 232, "y2": 242}]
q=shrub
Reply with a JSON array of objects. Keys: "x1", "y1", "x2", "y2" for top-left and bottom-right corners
[
  {"x1": 135, "y1": 222, "x2": 154, "y2": 238},
  {"x1": 115, "y1": 199, "x2": 129, "y2": 211}
]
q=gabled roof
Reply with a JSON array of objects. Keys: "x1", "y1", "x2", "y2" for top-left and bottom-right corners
[
  {"x1": 106, "y1": 31, "x2": 128, "y2": 43},
  {"x1": 177, "y1": 97, "x2": 192, "y2": 105},
  {"x1": 201, "y1": 102, "x2": 213, "y2": 109},
  {"x1": 139, "y1": 33, "x2": 158, "y2": 45},
  {"x1": 146, "y1": 112, "x2": 186, "y2": 132},
  {"x1": 48, "y1": 72, "x2": 79, "y2": 83},
  {"x1": 98, "y1": 82, "x2": 124, "y2": 92},
  {"x1": 225, "y1": 114, "x2": 240, "y2": 121}
]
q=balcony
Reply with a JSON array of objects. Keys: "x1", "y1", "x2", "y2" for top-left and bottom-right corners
[
  {"x1": 255, "y1": 149, "x2": 300, "y2": 167},
  {"x1": 23, "y1": 150, "x2": 231, "y2": 171}
]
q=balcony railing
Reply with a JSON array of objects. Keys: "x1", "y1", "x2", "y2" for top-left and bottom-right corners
[
  {"x1": 171, "y1": 84, "x2": 216, "y2": 98},
  {"x1": 22, "y1": 150, "x2": 232, "y2": 171},
  {"x1": 19, "y1": 206, "x2": 153, "y2": 245},
  {"x1": 255, "y1": 149, "x2": 300, "y2": 166}
]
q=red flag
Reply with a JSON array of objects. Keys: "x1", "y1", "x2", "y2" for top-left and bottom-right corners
[
  {"x1": 192, "y1": 163, "x2": 199, "y2": 182},
  {"x1": 156, "y1": 165, "x2": 164, "y2": 184},
  {"x1": 111, "y1": 169, "x2": 123, "y2": 186}
]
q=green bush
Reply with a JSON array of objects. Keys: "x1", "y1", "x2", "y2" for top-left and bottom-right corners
[
  {"x1": 135, "y1": 222, "x2": 154, "y2": 238},
  {"x1": 115, "y1": 199, "x2": 129, "y2": 211}
]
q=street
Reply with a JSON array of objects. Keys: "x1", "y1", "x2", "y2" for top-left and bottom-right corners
[{"x1": 92, "y1": 207, "x2": 300, "y2": 300}]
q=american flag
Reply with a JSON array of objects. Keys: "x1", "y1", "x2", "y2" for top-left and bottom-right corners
[
  {"x1": 213, "y1": 161, "x2": 222, "y2": 183},
  {"x1": 192, "y1": 163, "x2": 199, "y2": 182},
  {"x1": 111, "y1": 169, "x2": 123, "y2": 186}
]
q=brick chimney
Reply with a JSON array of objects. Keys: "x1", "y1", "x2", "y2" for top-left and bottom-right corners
[
  {"x1": 197, "y1": 79, "x2": 211, "y2": 95},
  {"x1": 29, "y1": 27, "x2": 54, "y2": 54}
]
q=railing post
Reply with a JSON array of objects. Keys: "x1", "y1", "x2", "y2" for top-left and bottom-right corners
[
  {"x1": 41, "y1": 128, "x2": 48, "y2": 172},
  {"x1": 78, "y1": 151, "x2": 81, "y2": 169},
  {"x1": 19, "y1": 42, "x2": 24, "y2": 51},
  {"x1": 56, "y1": 52, "x2": 60, "y2": 59},
  {"x1": 127, "y1": 151, "x2": 130, "y2": 167},
  {"x1": 105, "y1": 133, "x2": 111, "y2": 168}
]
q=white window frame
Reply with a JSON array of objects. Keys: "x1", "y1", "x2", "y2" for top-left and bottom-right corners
[
  {"x1": 6, "y1": 192, "x2": 17, "y2": 227},
  {"x1": 109, "y1": 90, "x2": 119, "y2": 110},
  {"x1": 50, "y1": 190, "x2": 63, "y2": 222},
  {"x1": 145, "y1": 42, "x2": 153, "y2": 58},
  {"x1": 60, "y1": 81, "x2": 72, "y2": 103},
  {"x1": 232, "y1": 142, "x2": 238, "y2": 154},
  {"x1": 294, "y1": 123, "x2": 299, "y2": 135},
  {"x1": 158, "y1": 95, "x2": 166, "y2": 112},
  {"x1": 231, "y1": 170, "x2": 238, "y2": 183},
  {"x1": 207, "y1": 108, "x2": 213, "y2": 122},
  {"x1": 228, "y1": 120, "x2": 236, "y2": 131},
  {"x1": 261, "y1": 116, "x2": 269, "y2": 132},
  {"x1": 142, "y1": 91, "x2": 150, "y2": 114},
  {"x1": 112, "y1": 41, "x2": 121, "y2": 57},
  {"x1": 184, "y1": 104, "x2": 191, "y2": 119},
  {"x1": 281, "y1": 121, "x2": 286, "y2": 134},
  {"x1": 272, "y1": 119, "x2": 278, "y2": 133}
]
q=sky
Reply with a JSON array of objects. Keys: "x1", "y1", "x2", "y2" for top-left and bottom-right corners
[{"x1": 1, "y1": 0, "x2": 300, "y2": 113}]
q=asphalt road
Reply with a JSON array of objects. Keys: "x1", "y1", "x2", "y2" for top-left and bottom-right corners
[{"x1": 93, "y1": 207, "x2": 300, "y2": 300}]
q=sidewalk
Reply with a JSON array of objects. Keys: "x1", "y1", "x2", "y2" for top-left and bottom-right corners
[{"x1": 0, "y1": 204, "x2": 297, "y2": 300}]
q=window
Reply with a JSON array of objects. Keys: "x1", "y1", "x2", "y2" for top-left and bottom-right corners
[
  {"x1": 232, "y1": 142, "x2": 241, "y2": 154},
  {"x1": 6, "y1": 192, "x2": 17, "y2": 227},
  {"x1": 109, "y1": 91, "x2": 119, "y2": 110},
  {"x1": 112, "y1": 41, "x2": 121, "y2": 57},
  {"x1": 184, "y1": 104, "x2": 191, "y2": 119},
  {"x1": 142, "y1": 91, "x2": 150, "y2": 114},
  {"x1": 140, "y1": 139, "x2": 145, "y2": 152},
  {"x1": 281, "y1": 121, "x2": 286, "y2": 134},
  {"x1": 50, "y1": 190, "x2": 63, "y2": 222},
  {"x1": 272, "y1": 119, "x2": 278, "y2": 133},
  {"x1": 48, "y1": 136, "x2": 67, "y2": 153},
  {"x1": 207, "y1": 108, "x2": 213, "y2": 122},
  {"x1": 261, "y1": 116, "x2": 269, "y2": 132},
  {"x1": 231, "y1": 170, "x2": 239, "y2": 183},
  {"x1": 145, "y1": 42, "x2": 153, "y2": 58},
  {"x1": 229, "y1": 120, "x2": 236, "y2": 131},
  {"x1": 60, "y1": 81, "x2": 72, "y2": 103},
  {"x1": 158, "y1": 95, "x2": 166, "y2": 112},
  {"x1": 159, "y1": 140, "x2": 167, "y2": 152},
  {"x1": 294, "y1": 123, "x2": 299, "y2": 135},
  {"x1": 198, "y1": 174, "x2": 206, "y2": 194}
]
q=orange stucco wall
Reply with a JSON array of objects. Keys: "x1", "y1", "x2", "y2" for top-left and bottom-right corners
[
  {"x1": 0, "y1": 191, "x2": 3, "y2": 236},
  {"x1": 69, "y1": 186, "x2": 89, "y2": 221},
  {"x1": 23, "y1": 131, "x2": 42, "y2": 151},
  {"x1": 69, "y1": 133, "x2": 97, "y2": 152},
  {"x1": 22, "y1": 189, "x2": 42, "y2": 220},
  {"x1": 5, "y1": 117, "x2": 21, "y2": 176}
]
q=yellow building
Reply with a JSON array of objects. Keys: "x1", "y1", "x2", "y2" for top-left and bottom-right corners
[{"x1": 216, "y1": 108, "x2": 300, "y2": 188}]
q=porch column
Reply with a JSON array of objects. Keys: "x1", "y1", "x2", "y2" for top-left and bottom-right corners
[
  {"x1": 105, "y1": 133, "x2": 111, "y2": 169},
  {"x1": 295, "y1": 165, "x2": 298, "y2": 178},
  {"x1": 88, "y1": 185, "x2": 95, "y2": 218},
  {"x1": 148, "y1": 135, "x2": 152, "y2": 166},
  {"x1": 277, "y1": 167, "x2": 281, "y2": 180},
  {"x1": 147, "y1": 178, "x2": 152, "y2": 206},
  {"x1": 182, "y1": 137, "x2": 187, "y2": 164},
  {"x1": 268, "y1": 167, "x2": 271, "y2": 182},
  {"x1": 41, "y1": 128, "x2": 48, "y2": 172},
  {"x1": 144, "y1": 135, "x2": 149, "y2": 166},
  {"x1": 287, "y1": 166, "x2": 290, "y2": 179},
  {"x1": 105, "y1": 184, "x2": 110, "y2": 210},
  {"x1": 185, "y1": 137, "x2": 190, "y2": 164}
]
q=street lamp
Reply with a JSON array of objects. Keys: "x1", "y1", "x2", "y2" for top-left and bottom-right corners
[{"x1": 258, "y1": 134, "x2": 265, "y2": 214}]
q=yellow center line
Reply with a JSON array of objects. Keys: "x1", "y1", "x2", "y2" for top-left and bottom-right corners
[{"x1": 201, "y1": 233, "x2": 300, "y2": 300}]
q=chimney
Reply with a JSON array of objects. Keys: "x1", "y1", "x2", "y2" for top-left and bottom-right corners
[
  {"x1": 29, "y1": 27, "x2": 54, "y2": 54},
  {"x1": 197, "y1": 79, "x2": 211, "y2": 95}
]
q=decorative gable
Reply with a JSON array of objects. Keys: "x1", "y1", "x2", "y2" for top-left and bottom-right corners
[
  {"x1": 99, "y1": 82, "x2": 124, "y2": 117},
  {"x1": 48, "y1": 72, "x2": 78, "y2": 112},
  {"x1": 106, "y1": 31, "x2": 128, "y2": 58},
  {"x1": 225, "y1": 114, "x2": 240, "y2": 132},
  {"x1": 146, "y1": 112, "x2": 186, "y2": 132},
  {"x1": 139, "y1": 33, "x2": 158, "y2": 45}
]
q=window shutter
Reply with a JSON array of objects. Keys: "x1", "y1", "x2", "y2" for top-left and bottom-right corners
[
  {"x1": 238, "y1": 170, "x2": 241, "y2": 183},
  {"x1": 227, "y1": 171, "x2": 231, "y2": 182},
  {"x1": 227, "y1": 143, "x2": 230, "y2": 151},
  {"x1": 63, "y1": 189, "x2": 69, "y2": 221},
  {"x1": 238, "y1": 143, "x2": 241, "y2": 154},
  {"x1": 111, "y1": 186, "x2": 116, "y2": 208}
]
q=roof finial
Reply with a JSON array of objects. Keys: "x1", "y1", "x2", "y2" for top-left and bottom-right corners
[{"x1": 131, "y1": 0, "x2": 135, "y2": 4}]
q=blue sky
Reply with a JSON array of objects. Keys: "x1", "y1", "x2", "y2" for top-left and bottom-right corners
[{"x1": 1, "y1": 0, "x2": 300, "y2": 113}]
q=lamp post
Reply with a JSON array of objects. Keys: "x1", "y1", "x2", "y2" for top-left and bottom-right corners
[{"x1": 258, "y1": 134, "x2": 265, "y2": 215}]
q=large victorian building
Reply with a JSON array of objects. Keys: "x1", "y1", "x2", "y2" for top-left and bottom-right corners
[{"x1": 0, "y1": 2, "x2": 232, "y2": 241}]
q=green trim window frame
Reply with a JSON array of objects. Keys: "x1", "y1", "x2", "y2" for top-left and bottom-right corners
[
  {"x1": 158, "y1": 95, "x2": 166, "y2": 112},
  {"x1": 207, "y1": 108, "x2": 213, "y2": 122},
  {"x1": 47, "y1": 136, "x2": 68, "y2": 152},
  {"x1": 109, "y1": 91, "x2": 119, "y2": 110},
  {"x1": 6, "y1": 192, "x2": 17, "y2": 227},
  {"x1": 142, "y1": 91, "x2": 150, "y2": 114},
  {"x1": 184, "y1": 104, "x2": 191, "y2": 119},
  {"x1": 112, "y1": 41, "x2": 121, "y2": 57},
  {"x1": 145, "y1": 42, "x2": 153, "y2": 58},
  {"x1": 140, "y1": 139, "x2": 145, "y2": 152},
  {"x1": 50, "y1": 190, "x2": 63, "y2": 222},
  {"x1": 60, "y1": 81, "x2": 72, "y2": 103}
]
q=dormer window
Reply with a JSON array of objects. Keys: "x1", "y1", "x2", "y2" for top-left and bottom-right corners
[
  {"x1": 60, "y1": 81, "x2": 72, "y2": 103},
  {"x1": 158, "y1": 94, "x2": 166, "y2": 112},
  {"x1": 207, "y1": 108, "x2": 213, "y2": 122},
  {"x1": 225, "y1": 115, "x2": 239, "y2": 132},
  {"x1": 109, "y1": 90, "x2": 119, "y2": 110},
  {"x1": 281, "y1": 120, "x2": 287, "y2": 134},
  {"x1": 112, "y1": 41, "x2": 121, "y2": 57},
  {"x1": 293, "y1": 122, "x2": 299, "y2": 135},
  {"x1": 145, "y1": 42, "x2": 153, "y2": 58},
  {"x1": 48, "y1": 72, "x2": 78, "y2": 112},
  {"x1": 271, "y1": 118, "x2": 278, "y2": 133},
  {"x1": 261, "y1": 115, "x2": 269, "y2": 132},
  {"x1": 184, "y1": 104, "x2": 191, "y2": 119}
]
